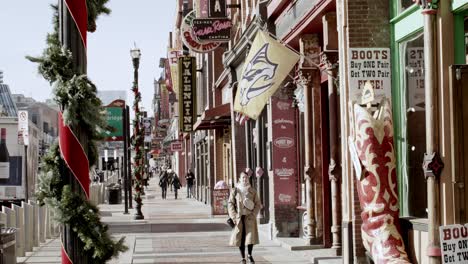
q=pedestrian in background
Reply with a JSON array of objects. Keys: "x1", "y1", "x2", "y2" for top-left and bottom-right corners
[
  {"x1": 167, "y1": 168, "x2": 174, "y2": 192},
  {"x1": 185, "y1": 169, "x2": 195, "y2": 198},
  {"x1": 228, "y1": 172, "x2": 261, "y2": 264},
  {"x1": 159, "y1": 168, "x2": 169, "y2": 199},
  {"x1": 172, "y1": 172, "x2": 181, "y2": 199}
]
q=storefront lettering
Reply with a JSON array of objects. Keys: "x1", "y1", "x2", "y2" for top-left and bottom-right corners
[
  {"x1": 273, "y1": 118, "x2": 294, "y2": 125},
  {"x1": 181, "y1": 10, "x2": 221, "y2": 53},
  {"x1": 274, "y1": 137, "x2": 294, "y2": 148},
  {"x1": 278, "y1": 194, "x2": 292, "y2": 203},
  {"x1": 276, "y1": 101, "x2": 290, "y2": 111},
  {"x1": 275, "y1": 168, "x2": 294, "y2": 177},
  {"x1": 179, "y1": 56, "x2": 196, "y2": 132},
  {"x1": 193, "y1": 20, "x2": 232, "y2": 37}
]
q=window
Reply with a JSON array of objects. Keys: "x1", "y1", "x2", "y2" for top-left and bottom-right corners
[
  {"x1": 465, "y1": 18, "x2": 468, "y2": 63},
  {"x1": 398, "y1": 0, "x2": 415, "y2": 13},
  {"x1": 400, "y1": 33, "x2": 427, "y2": 217}
]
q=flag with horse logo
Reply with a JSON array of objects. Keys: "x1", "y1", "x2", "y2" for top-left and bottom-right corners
[{"x1": 234, "y1": 31, "x2": 299, "y2": 119}]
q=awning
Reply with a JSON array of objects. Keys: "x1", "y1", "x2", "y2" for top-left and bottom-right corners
[{"x1": 193, "y1": 103, "x2": 231, "y2": 130}]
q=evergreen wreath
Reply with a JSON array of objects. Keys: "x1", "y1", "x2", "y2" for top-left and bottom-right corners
[{"x1": 28, "y1": 2, "x2": 127, "y2": 263}]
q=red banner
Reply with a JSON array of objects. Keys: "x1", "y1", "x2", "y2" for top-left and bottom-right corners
[{"x1": 271, "y1": 97, "x2": 298, "y2": 205}]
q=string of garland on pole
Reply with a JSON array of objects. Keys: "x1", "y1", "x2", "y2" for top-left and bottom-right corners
[
  {"x1": 130, "y1": 47, "x2": 145, "y2": 219},
  {"x1": 27, "y1": 2, "x2": 127, "y2": 263}
]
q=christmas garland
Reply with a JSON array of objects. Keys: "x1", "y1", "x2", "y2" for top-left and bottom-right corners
[
  {"x1": 131, "y1": 84, "x2": 145, "y2": 205},
  {"x1": 29, "y1": 2, "x2": 127, "y2": 263}
]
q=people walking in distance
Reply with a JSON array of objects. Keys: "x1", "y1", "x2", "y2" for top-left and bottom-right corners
[
  {"x1": 159, "y1": 168, "x2": 169, "y2": 199},
  {"x1": 185, "y1": 169, "x2": 195, "y2": 198},
  {"x1": 167, "y1": 168, "x2": 174, "y2": 192},
  {"x1": 172, "y1": 172, "x2": 181, "y2": 199},
  {"x1": 228, "y1": 172, "x2": 261, "y2": 264}
]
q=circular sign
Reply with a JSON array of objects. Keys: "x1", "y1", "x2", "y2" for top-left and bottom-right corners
[{"x1": 181, "y1": 10, "x2": 221, "y2": 53}]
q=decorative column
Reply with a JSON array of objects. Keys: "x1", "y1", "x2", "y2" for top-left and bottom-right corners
[
  {"x1": 299, "y1": 34, "x2": 321, "y2": 244},
  {"x1": 415, "y1": 0, "x2": 443, "y2": 262},
  {"x1": 321, "y1": 51, "x2": 341, "y2": 252},
  {"x1": 58, "y1": 1, "x2": 89, "y2": 263}
]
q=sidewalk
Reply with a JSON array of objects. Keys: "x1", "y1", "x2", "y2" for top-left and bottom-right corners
[{"x1": 19, "y1": 177, "x2": 317, "y2": 263}]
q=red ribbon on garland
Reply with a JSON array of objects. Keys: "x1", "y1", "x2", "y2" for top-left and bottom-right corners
[
  {"x1": 61, "y1": 246, "x2": 73, "y2": 264},
  {"x1": 58, "y1": 113, "x2": 90, "y2": 198},
  {"x1": 64, "y1": 0, "x2": 87, "y2": 47}
]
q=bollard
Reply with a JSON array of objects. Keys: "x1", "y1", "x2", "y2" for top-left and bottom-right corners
[
  {"x1": 28, "y1": 200, "x2": 39, "y2": 247},
  {"x1": 38, "y1": 206, "x2": 45, "y2": 243},
  {"x1": 1, "y1": 206, "x2": 15, "y2": 228},
  {"x1": 21, "y1": 202, "x2": 33, "y2": 252},
  {"x1": 12, "y1": 204, "x2": 24, "y2": 257},
  {"x1": 0, "y1": 212, "x2": 6, "y2": 228},
  {"x1": 44, "y1": 207, "x2": 51, "y2": 239}
]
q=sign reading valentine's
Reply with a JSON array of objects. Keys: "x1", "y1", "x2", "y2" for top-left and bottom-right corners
[
  {"x1": 181, "y1": 10, "x2": 221, "y2": 53},
  {"x1": 193, "y1": 18, "x2": 232, "y2": 41},
  {"x1": 271, "y1": 97, "x2": 298, "y2": 205}
]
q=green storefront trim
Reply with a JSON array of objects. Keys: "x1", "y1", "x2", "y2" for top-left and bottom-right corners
[
  {"x1": 391, "y1": 0, "x2": 468, "y2": 215},
  {"x1": 453, "y1": 1, "x2": 468, "y2": 64},
  {"x1": 391, "y1": 1, "x2": 423, "y2": 216}
]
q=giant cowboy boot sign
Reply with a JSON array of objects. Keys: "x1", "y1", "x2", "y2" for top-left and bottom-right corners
[{"x1": 350, "y1": 93, "x2": 411, "y2": 263}]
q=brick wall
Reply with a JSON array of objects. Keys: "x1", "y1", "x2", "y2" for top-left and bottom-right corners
[{"x1": 348, "y1": 0, "x2": 390, "y2": 48}]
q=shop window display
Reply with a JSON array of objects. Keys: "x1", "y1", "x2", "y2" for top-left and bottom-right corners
[{"x1": 400, "y1": 33, "x2": 427, "y2": 218}]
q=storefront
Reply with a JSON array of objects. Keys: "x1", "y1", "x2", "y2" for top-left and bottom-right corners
[{"x1": 390, "y1": 0, "x2": 468, "y2": 262}]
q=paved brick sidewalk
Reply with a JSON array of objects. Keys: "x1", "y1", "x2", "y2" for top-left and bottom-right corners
[{"x1": 18, "y1": 177, "x2": 314, "y2": 263}]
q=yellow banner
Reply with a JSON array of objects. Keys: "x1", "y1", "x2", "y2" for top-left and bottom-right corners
[
  {"x1": 234, "y1": 31, "x2": 299, "y2": 119},
  {"x1": 168, "y1": 49, "x2": 182, "y2": 95}
]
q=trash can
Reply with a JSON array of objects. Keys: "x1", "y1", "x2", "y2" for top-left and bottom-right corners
[
  {"x1": 0, "y1": 228, "x2": 16, "y2": 264},
  {"x1": 107, "y1": 184, "x2": 122, "y2": 204}
]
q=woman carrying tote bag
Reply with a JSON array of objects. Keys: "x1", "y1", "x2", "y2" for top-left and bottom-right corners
[{"x1": 228, "y1": 172, "x2": 262, "y2": 264}]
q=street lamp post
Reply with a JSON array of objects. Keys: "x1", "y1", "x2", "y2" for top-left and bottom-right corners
[{"x1": 130, "y1": 45, "x2": 144, "y2": 220}]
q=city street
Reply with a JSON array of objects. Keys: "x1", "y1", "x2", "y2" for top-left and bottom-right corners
[{"x1": 18, "y1": 177, "x2": 314, "y2": 264}]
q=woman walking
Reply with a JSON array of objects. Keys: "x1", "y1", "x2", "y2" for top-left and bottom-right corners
[{"x1": 228, "y1": 172, "x2": 261, "y2": 264}]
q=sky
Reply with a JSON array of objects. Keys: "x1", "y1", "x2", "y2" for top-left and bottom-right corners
[{"x1": 0, "y1": 1, "x2": 176, "y2": 114}]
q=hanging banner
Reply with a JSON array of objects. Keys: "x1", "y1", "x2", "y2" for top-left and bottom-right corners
[
  {"x1": 168, "y1": 49, "x2": 182, "y2": 95},
  {"x1": 143, "y1": 118, "x2": 152, "y2": 143},
  {"x1": 193, "y1": 18, "x2": 232, "y2": 41},
  {"x1": 181, "y1": 10, "x2": 221, "y2": 53},
  {"x1": 234, "y1": 31, "x2": 300, "y2": 119},
  {"x1": 164, "y1": 59, "x2": 174, "y2": 93},
  {"x1": 271, "y1": 97, "x2": 298, "y2": 205},
  {"x1": 348, "y1": 48, "x2": 391, "y2": 102},
  {"x1": 178, "y1": 56, "x2": 197, "y2": 132}
]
